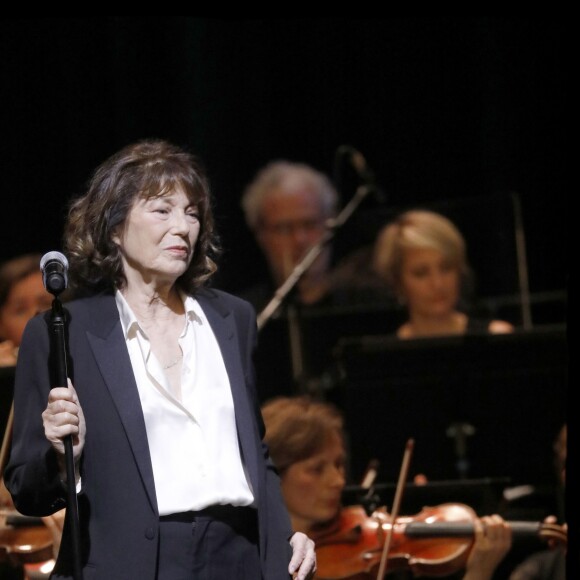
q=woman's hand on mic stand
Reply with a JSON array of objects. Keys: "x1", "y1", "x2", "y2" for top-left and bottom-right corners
[{"x1": 42, "y1": 379, "x2": 86, "y2": 483}]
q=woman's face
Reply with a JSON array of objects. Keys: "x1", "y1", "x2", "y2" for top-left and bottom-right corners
[
  {"x1": 114, "y1": 187, "x2": 200, "y2": 288},
  {"x1": 399, "y1": 247, "x2": 460, "y2": 318},
  {"x1": 281, "y1": 431, "x2": 346, "y2": 533},
  {"x1": 0, "y1": 271, "x2": 53, "y2": 345}
]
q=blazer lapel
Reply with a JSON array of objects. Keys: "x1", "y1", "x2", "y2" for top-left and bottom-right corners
[{"x1": 196, "y1": 289, "x2": 261, "y2": 494}]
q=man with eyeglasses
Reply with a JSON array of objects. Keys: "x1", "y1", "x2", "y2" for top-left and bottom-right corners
[
  {"x1": 239, "y1": 160, "x2": 388, "y2": 403},
  {"x1": 240, "y1": 160, "x2": 339, "y2": 313}
]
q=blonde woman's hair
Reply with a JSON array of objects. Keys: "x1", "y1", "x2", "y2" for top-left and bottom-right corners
[{"x1": 373, "y1": 209, "x2": 468, "y2": 297}]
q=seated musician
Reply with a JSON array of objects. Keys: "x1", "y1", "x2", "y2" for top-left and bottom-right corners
[
  {"x1": 497, "y1": 423, "x2": 567, "y2": 580},
  {"x1": 236, "y1": 160, "x2": 392, "y2": 403},
  {"x1": 372, "y1": 209, "x2": 514, "y2": 339},
  {"x1": 262, "y1": 395, "x2": 512, "y2": 579},
  {"x1": 0, "y1": 254, "x2": 65, "y2": 579},
  {"x1": 238, "y1": 160, "x2": 387, "y2": 313}
]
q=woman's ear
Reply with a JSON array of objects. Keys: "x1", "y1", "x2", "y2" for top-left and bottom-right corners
[{"x1": 111, "y1": 227, "x2": 121, "y2": 246}]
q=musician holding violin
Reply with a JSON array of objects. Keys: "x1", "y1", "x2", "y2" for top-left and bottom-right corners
[
  {"x1": 0, "y1": 253, "x2": 66, "y2": 580},
  {"x1": 261, "y1": 396, "x2": 567, "y2": 579},
  {"x1": 497, "y1": 423, "x2": 567, "y2": 580}
]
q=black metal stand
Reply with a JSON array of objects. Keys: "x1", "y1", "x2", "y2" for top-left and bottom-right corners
[{"x1": 48, "y1": 297, "x2": 83, "y2": 580}]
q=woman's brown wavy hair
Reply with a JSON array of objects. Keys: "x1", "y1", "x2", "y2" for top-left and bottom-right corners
[{"x1": 64, "y1": 139, "x2": 220, "y2": 294}]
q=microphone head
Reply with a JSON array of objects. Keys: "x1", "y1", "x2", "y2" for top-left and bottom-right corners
[
  {"x1": 337, "y1": 144, "x2": 380, "y2": 187},
  {"x1": 350, "y1": 150, "x2": 373, "y2": 181},
  {"x1": 40, "y1": 251, "x2": 69, "y2": 270},
  {"x1": 40, "y1": 251, "x2": 69, "y2": 295}
]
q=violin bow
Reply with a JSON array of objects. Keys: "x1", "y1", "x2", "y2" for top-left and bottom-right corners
[{"x1": 376, "y1": 438, "x2": 414, "y2": 580}]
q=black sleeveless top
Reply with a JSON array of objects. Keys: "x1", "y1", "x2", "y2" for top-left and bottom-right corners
[{"x1": 465, "y1": 317, "x2": 491, "y2": 334}]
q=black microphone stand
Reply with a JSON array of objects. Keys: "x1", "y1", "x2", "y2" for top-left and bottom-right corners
[
  {"x1": 257, "y1": 183, "x2": 378, "y2": 391},
  {"x1": 47, "y1": 294, "x2": 83, "y2": 580}
]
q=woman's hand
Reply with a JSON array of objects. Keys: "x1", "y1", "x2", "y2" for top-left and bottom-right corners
[
  {"x1": 42, "y1": 379, "x2": 86, "y2": 467},
  {"x1": 463, "y1": 514, "x2": 512, "y2": 580},
  {"x1": 289, "y1": 531, "x2": 317, "y2": 580},
  {"x1": 542, "y1": 515, "x2": 567, "y2": 551}
]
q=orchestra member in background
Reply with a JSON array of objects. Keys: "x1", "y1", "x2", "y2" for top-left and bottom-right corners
[
  {"x1": 261, "y1": 395, "x2": 347, "y2": 538},
  {"x1": 239, "y1": 160, "x2": 388, "y2": 402},
  {"x1": 0, "y1": 254, "x2": 53, "y2": 367},
  {"x1": 506, "y1": 423, "x2": 567, "y2": 580},
  {"x1": 4, "y1": 139, "x2": 316, "y2": 580},
  {"x1": 372, "y1": 209, "x2": 514, "y2": 339},
  {"x1": 262, "y1": 395, "x2": 512, "y2": 580},
  {"x1": 0, "y1": 253, "x2": 65, "y2": 580},
  {"x1": 239, "y1": 160, "x2": 339, "y2": 312},
  {"x1": 240, "y1": 160, "x2": 386, "y2": 313}
]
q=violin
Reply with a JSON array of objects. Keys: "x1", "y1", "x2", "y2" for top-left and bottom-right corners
[
  {"x1": 0, "y1": 508, "x2": 54, "y2": 566},
  {"x1": 312, "y1": 503, "x2": 567, "y2": 579},
  {"x1": 0, "y1": 402, "x2": 55, "y2": 568}
]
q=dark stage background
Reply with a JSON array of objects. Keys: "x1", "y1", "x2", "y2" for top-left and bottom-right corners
[
  {"x1": 0, "y1": 18, "x2": 570, "y2": 523},
  {"x1": 0, "y1": 18, "x2": 568, "y2": 298}
]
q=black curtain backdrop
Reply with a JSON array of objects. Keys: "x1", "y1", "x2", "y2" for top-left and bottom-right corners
[{"x1": 1, "y1": 18, "x2": 568, "y2": 298}]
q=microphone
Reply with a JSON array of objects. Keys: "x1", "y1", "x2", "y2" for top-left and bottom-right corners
[
  {"x1": 337, "y1": 145, "x2": 386, "y2": 203},
  {"x1": 40, "y1": 251, "x2": 69, "y2": 295},
  {"x1": 348, "y1": 147, "x2": 377, "y2": 187}
]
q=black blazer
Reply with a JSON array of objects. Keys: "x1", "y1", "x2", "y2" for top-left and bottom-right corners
[{"x1": 5, "y1": 288, "x2": 293, "y2": 580}]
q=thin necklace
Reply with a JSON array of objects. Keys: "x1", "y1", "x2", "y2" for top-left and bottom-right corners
[{"x1": 162, "y1": 352, "x2": 183, "y2": 370}]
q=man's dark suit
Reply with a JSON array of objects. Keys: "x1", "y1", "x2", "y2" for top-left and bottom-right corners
[{"x1": 5, "y1": 288, "x2": 293, "y2": 580}]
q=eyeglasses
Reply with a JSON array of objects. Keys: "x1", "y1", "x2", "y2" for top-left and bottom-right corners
[{"x1": 259, "y1": 219, "x2": 327, "y2": 237}]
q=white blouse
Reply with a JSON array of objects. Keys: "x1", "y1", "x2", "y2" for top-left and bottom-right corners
[{"x1": 115, "y1": 290, "x2": 254, "y2": 515}]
